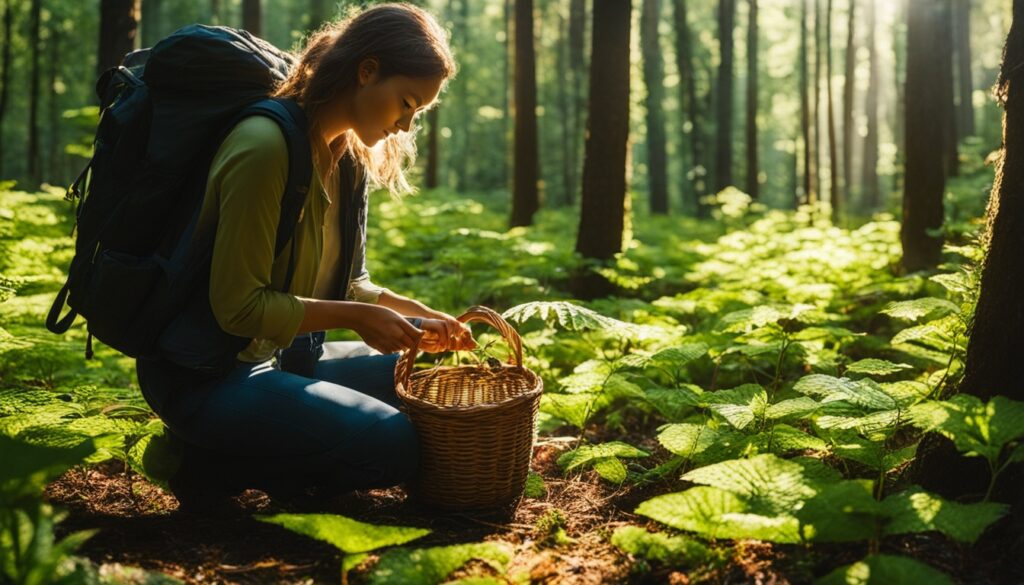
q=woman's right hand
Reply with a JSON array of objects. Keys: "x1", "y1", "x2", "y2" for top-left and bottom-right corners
[{"x1": 351, "y1": 305, "x2": 424, "y2": 355}]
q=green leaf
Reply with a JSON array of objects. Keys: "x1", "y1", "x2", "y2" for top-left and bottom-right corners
[
  {"x1": 815, "y1": 555, "x2": 954, "y2": 585},
  {"x1": 909, "y1": 395, "x2": 1024, "y2": 465},
  {"x1": 643, "y1": 384, "x2": 704, "y2": 421},
  {"x1": 126, "y1": 428, "x2": 181, "y2": 489},
  {"x1": 558, "y1": 360, "x2": 611, "y2": 394},
  {"x1": 846, "y1": 359, "x2": 913, "y2": 377},
  {"x1": 747, "y1": 424, "x2": 828, "y2": 454},
  {"x1": 793, "y1": 375, "x2": 897, "y2": 411},
  {"x1": 706, "y1": 385, "x2": 768, "y2": 430},
  {"x1": 592, "y1": 457, "x2": 628, "y2": 484},
  {"x1": 540, "y1": 392, "x2": 604, "y2": 430},
  {"x1": 880, "y1": 298, "x2": 960, "y2": 322},
  {"x1": 523, "y1": 471, "x2": 546, "y2": 498},
  {"x1": 796, "y1": 479, "x2": 881, "y2": 542},
  {"x1": 557, "y1": 441, "x2": 649, "y2": 473},
  {"x1": 610, "y1": 526, "x2": 718, "y2": 566},
  {"x1": 649, "y1": 343, "x2": 709, "y2": 368},
  {"x1": 366, "y1": 542, "x2": 515, "y2": 585},
  {"x1": 256, "y1": 513, "x2": 430, "y2": 554},
  {"x1": 830, "y1": 433, "x2": 918, "y2": 472},
  {"x1": 765, "y1": 397, "x2": 821, "y2": 421},
  {"x1": 656, "y1": 423, "x2": 747, "y2": 464},
  {"x1": 882, "y1": 488, "x2": 1008, "y2": 544},
  {"x1": 636, "y1": 485, "x2": 801, "y2": 543},
  {"x1": 502, "y1": 301, "x2": 632, "y2": 333},
  {"x1": 0, "y1": 434, "x2": 93, "y2": 501}
]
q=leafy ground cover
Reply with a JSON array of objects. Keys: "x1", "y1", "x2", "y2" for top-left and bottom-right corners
[{"x1": 0, "y1": 158, "x2": 1021, "y2": 584}]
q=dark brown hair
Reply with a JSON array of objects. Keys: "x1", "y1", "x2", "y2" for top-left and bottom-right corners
[{"x1": 273, "y1": 3, "x2": 456, "y2": 195}]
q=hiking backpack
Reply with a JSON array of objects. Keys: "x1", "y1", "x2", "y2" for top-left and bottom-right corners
[{"x1": 45, "y1": 25, "x2": 314, "y2": 372}]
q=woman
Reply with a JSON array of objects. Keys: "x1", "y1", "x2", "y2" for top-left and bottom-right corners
[{"x1": 136, "y1": 3, "x2": 471, "y2": 512}]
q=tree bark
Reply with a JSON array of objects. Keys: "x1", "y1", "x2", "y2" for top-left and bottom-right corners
[
  {"x1": 811, "y1": 0, "x2": 821, "y2": 205},
  {"x1": 0, "y1": 0, "x2": 14, "y2": 178},
  {"x1": 954, "y1": 0, "x2": 975, "y2": 138},
  {"x1": 713, "y1": 0, "x2": 735, "y2": 193},
  {"x1": 575, "y1": 0, "x2": 631, "y2": 267},
  {"x1": 842, "y1": 0, "x2": 855, "y2": 207},
  {"x1": 557, "y1": 2, "x2": 573, "y2": 207},
  {"x1": 242, "y1": 0, "x2": 260, "y2": 36},
  {"x1": 510, "y1": 0, "x2": 539, "y2": 227},
  {"x1": 893, "y1": 0, "x2": 908, "y2": 194},
  {"x1": 826, "y1": 0, "x2": 839, "y2": 221},
  {"x1": 673, "y1": 0, "x2": 706, "y2": 216},
  {"x1": 901, "y1": 0, "x2": 948, "y2": 272},
  {"x1": 745, "y1": 0, "x2": 758, "y2": 199},
  {"x1": 98, "y1": 0, "x2": 140, "y2": 80},
  {"x1": 799, "y1": 0, "x2": 811, "y2": 207},
  {"x1": 642, "y1": 0, "x2": 668, "y2": 214},
  {"x1": 27, "y1": 0, "x2": 40, "y2": 188},
  {"x1": 938, "y1": 0, "x2": 959, "y2": 177},
  {"x1": 568, "y1": 0, "x2": 586, "y2": 207},
  {"x1": 861, "y1": 0, "x2": 880, "y2": 211}
]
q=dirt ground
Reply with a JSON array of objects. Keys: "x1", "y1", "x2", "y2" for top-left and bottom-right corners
[{"x1": 45, "y1": 436, "x2": 1021, "y2": 585}]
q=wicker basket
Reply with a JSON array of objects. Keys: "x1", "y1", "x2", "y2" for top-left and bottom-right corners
[{"x1": 395, "y1": 305, "x2": 543, "y2": 511}]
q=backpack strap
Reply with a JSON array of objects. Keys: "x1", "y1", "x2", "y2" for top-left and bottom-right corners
[{"x1": 231, "y1": 98, "x2": 313, "y2": 292}]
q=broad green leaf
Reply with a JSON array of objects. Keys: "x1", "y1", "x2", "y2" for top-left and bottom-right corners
[
  {"x1": 656, "y1": 423, "x2": 747, "y2": 464},
  {"x1": 523, "y1": 471, "x2": 546, "y2": 498},
  {"x1": 557, "y1": 441, "x2": 649, "y2": 472},
  {"x1": 882, "y1": 488, "x2": 1008, "y2": 544},
  {"x1": 908, "y1": 395, "x2": 1024, "y2": 464},
  {"x1": 929, "y1": 272, "x2": 971, "y2": 295},
  {"x1": 816, "y1": 409, "x2": 903, "y2": 435},
  {"x1": 558, "y1": 360, "x2": 611, "y2": 394},
  {"x1": 256, "y1": 513, "x2": 430, "y2": 554},
  {"x1": 604, "y1": 374, "x2": 645, "y2": 401},
  {"x1": 706, "y1": 385, "x2": 768, "y2": 430},
  {"x1": 636, "y1": 486, "x2": 801, "y2": 543},
  {"x1": 830, "y1": 433, "x2": 918, "y2": 472},
  {"x1": 746, "y1": 424, "x2": 828, "y2": 454},
  {"x1": 681, "y1": 454, "x2": 838, "y2": 515},
  {"x1": 366, "y1": 541, "x2": 515, "y2": 585},
  {"x1": 880, "y1": 298, "x2": 959, "y2": 322},
  {"x1": 610, "y1": 526, "x2": 718, "y2": 566},
  {"x1": 793, "y1": 375, "x2": 897, "y2": 411},
  {"x1": 540, "y1": 392, "x2": 604, "y2": 429},
  {"x1": 592, "y1": 457, "x2": 628, "y2": 484},
  {"x1": 816, "y1": 555, "x2": 954, "y2": 585},
  {"x1": 649, "y1": 343, "x2": 709, "y2": 368},
  {"x1": 796, "y1": 479, "x2": 881, "y2": 542},
  {"x1": 126, "y1": 428, "x2": 181, "y2": 489},
  {"x1": 643, "y1": 384, "x2": 704, "y2": 421},
  {"x1": 0, "y1": 433, "x2": 93, "y2": 486},
  {"x1": 846, "y1": 359, "x2": 913, "y2": 377},
  {"x1": 503, "y1": 301, "x2": 632, "y2": 333},
  {"x1": 765, "y1": 397, "x2": 821, "y2": 421}
]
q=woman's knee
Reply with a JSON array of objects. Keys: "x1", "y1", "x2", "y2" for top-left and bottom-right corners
[{"x1": 374, "y1": 411, "x2": 421, "y2": 481}]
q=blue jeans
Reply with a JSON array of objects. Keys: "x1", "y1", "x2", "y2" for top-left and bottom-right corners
[{"x1": 136, "y1": 333, "x2": 419, "y2": 494}]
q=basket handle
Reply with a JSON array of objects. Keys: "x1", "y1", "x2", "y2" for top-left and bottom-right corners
[{"x1": 395, "y1": 305, "x2": 524, "y2": 392}]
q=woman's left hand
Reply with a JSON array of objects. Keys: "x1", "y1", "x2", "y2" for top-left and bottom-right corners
[{"x1": 418, "y1": 314, "x2": 476, "y2": 353}]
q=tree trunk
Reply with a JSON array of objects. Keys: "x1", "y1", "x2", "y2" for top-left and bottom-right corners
[
  {"x1": 0, "y1": 0, "x2": 14, "y2": 178},
  {"x1": 510, "y1": 0, "x2": 539, "y2": 227},
  {"x1": 98, "y1": 0, "x2": 140, "y2": 80},
  {"x1": 141, "y1": 0, "x2": 162, "y2": 47},
  {"x1": 893, "y1": 0, "x2": 908, "y2": 194},
  {"x1": 954, "y1": 0, "x2": 975, "y2": 138},
  {"x1": 800, "y1": 0, "x2": 811, "y2": 207},
  {"x1": 842, "y1": 0, "x2": 855, "y2": 208},
  {"x1": 826, "y1": 0, "x2": 839, "y2": 221},
  {"x1": 713, "y1": 0, "x2": 736, "y2": 193},
  {"x1": 568, "y1": 0, "x2": 586, "y2": 207},
  {"x1": 27, "y1": 0, "x2": 40, "y2": 188},
  {"x1": 673, "y1": 0, "x2": 706, "y2": 216},
  {"x1": 642, "y1": 0, "x2": 668, "y2": 214},
  {"x1": 575, "y1": 0, "x2": 631, "y2": 272},
  {"x1": 557, "y1": 2, "x2": 573, "y2": 207},
  {"x1": 901, "y1": 0, "x2": 948, "y2": 272},
  {"x1": 811, "y1": 0, "x2": 821, "y2": 205},
  {"x1": 861, "y1": 0, "x2": 880, "y2": 211},
  {"x1": 745, "y1": 0, "x2": 758, "y2": 199},
  {"x1": 242, "y1": 0, "x2": 260, "y2": 36},
  {"x1": 938, "y1": 1, "x2": 959, "y2": 177}
]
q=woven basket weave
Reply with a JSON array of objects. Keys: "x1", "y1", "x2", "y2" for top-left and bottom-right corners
[{"x1": 395, "y1": 305, "x2": 543, "y2": 511}]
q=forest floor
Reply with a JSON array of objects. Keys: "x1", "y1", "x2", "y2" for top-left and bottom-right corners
[{"x1": 45, "y1": 427, "x2": 1016, "y2": 585}]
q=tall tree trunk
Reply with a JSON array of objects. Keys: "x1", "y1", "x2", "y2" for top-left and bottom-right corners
[
  {"x1": 826, "y1": 0, "x2": 839, "y2": 221},
  {"x1": 557, "y1": 2, "x2": 573, "y2": 207},
  {"x1": 27, "y1": 0, "x2": 40, "y2": 188},
  {"x1": 811, "y1": 0, "x2": 821, "y2": 205},
  {"x1": 893, "y1": 0, "x2": 908, "y2": 193},
  {"x1": 141, "y1": 0, "x2": 162, "y2": 46},
  {"x1": 861, "y1": 0, "x2": 880, "y2": 211},
  {"x1": 842, "y1": 0, "x2": 856, "y2": 207},
  {"x1": 901, "y1": 0, "x2": 948, "y2": 272},
  {"x1": 673, "y1": 0, "x2": 706, "y2": 216},
  {"x1": 713, "y1": 0, "x2": 735, "y2": 193},
  {"x1": 424, "y1": 107, "x2": 439, "y2": 189},
  {"x1": 938, "y1": 0, "x2": 959, "y2": 177},
  {"x1": 0, "y1": 0, "x2": 14, "y2": 178},
  {"x1": 642, "y1": 0, "x2": 668, "y2": 214},
  {"x1": 575, "y1": 0, "x2": 631, "y2": 285},
  {"x1": 954, "y1": 0, "x2": 975, "y2": 138},
  {"x1": 98, "y1": 0, "x2": 140, "y2": 80},
  {"x1": 799, "y1": 0, "x2": 811, "y2": 207},
  {"x1": 510, "y1": 0, "x2": 539, "y2": 227},
  {"x1": 47, "y1": 26, "x2": 61, "y2": 184},
  {"x1": 745, "y1": 0, "x2": 758, "y2": 199},
  {"x1": 568, "y1": 0, "x2": 586, "y2": 207},
  {"x1": 242, "y1": 0, "x2": 260, "y2": 36}
]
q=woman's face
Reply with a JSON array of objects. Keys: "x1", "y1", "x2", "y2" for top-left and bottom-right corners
[{"x1": 349, "y1": 59, "x2": 444, "y2": 147}]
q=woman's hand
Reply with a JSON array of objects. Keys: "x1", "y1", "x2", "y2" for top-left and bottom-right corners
[
  {"x1": 351, "y1": 305, "x2": 424, "y2": 355},
  {"x1": 418, "y1": 315, "x2": 477, "y2": 353}
]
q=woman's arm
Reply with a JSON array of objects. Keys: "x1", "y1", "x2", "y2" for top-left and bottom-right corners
[
  {"x1": 376, "y1": 290, "x2": 475, "y2": 352},
  {"x1": 296, "y1": 297, "x2": 424, "y2": 355}
]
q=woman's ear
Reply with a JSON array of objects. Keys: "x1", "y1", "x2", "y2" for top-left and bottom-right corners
[{"x1": 358, "y1": 58, "x2": 379, "y2": 86}]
